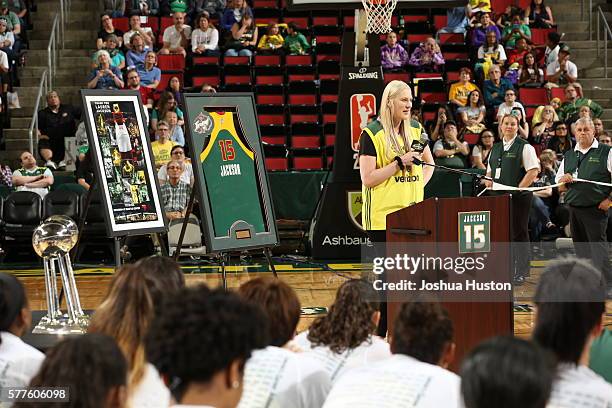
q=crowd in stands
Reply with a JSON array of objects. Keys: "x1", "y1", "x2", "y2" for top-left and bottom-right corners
[{"x1": 0, "y1": 255, "x2": 611, "y2": 407}]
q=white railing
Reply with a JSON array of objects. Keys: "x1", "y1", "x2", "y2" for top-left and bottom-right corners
[{"x1": 595, "y1": 6, "x2": 612, "y2": 78}]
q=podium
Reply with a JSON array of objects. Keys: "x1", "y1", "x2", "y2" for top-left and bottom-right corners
[{"x1": 385, "y1": 195, "x2": 513, "y2": 371}]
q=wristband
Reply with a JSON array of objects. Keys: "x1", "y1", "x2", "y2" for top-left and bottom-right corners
[{"x1": 394, "y1": 156, "x2": 404, "y2": 171}]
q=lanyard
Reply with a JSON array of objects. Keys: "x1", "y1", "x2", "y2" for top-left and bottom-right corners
[{"x1": 575, "y1": 148, "x2": 594, "y2": 174}]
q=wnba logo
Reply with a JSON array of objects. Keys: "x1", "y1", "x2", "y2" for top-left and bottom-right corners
[{"x1": 350, "y1": 94, "x2": 376, "y2": 152}]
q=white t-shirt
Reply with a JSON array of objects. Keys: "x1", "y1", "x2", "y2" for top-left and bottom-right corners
[
  {"x1": 496, "y1": 101, "x2": 526, "y2": 118},
  {"x1": 546, "y1": 60, "x2": 578, "y2": 79},
  {"x1": 322, "y1": 354, "x2": 461, "y2": 408},
  {"x1": 486, "y1": 135, "x2": 540, "y2": 177},
  {"x1": 237, "y1": 346, "x2": 331, "y2": 408},
  {"x1": 124, "y1": 27, "x2": 154, "y2": 47},
  {"x1": 547, "y1": 363, "x2": 612, "y2": 408},
  {"x1": 130, "y1": 363, "x2": 171, "y2": 408},
  {"x1": 545, "y1": 44, "x2": 560, "y2": 72},
  {"x1": 294, "y1": 331, "x2": 391, "y2": 383},
  {"x1": 12, "y1": 167, "x2": 53, "y2": 198},
  {"x1": 163, "y1": 25, "x2": 192, "y2": 49},
  {"x1": 0, "y1": 49, "x2": 8, "y2": 71},
  {"x1": 0, "y1": 331, "x2": 45, "y2": 389},
  {"x1": 158, "y1": 161, "x2": 194, "y2": 186},
  {"x1": 477, "y1": 44, "x2": 507, "y2": 62},
  {"x1": 191, "y1": 28, "x2": 219, "y2": 52}
]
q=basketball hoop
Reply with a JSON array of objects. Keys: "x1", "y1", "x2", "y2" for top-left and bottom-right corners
[{"x1": 361, "y1": 0, "x2": 398, "y2": 34}]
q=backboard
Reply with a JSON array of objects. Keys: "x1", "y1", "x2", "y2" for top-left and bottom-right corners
[{"x1": 287, "y1": 0, "x2": 463, "y2": 10}]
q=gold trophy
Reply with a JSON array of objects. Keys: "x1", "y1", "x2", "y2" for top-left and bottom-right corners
[{"x1": 31, "y1": 215, "x2": 89, "y2": 334}]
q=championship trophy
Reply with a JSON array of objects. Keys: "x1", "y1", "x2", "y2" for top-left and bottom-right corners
[{"x1": 32, "y1": 215, "x2": 89, "y2": 334}]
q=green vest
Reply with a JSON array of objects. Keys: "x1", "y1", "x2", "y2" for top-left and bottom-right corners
[
  {"x1": 488, "y1": 137, "x2": 527, "y2": 187},
  {"x1": 563, "y1": 144, "x2": 611, "y2": 207}
]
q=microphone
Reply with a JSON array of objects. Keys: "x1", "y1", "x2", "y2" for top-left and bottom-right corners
[{"x1": 411, "y1": 132, "x2": 429, "y2": 153}]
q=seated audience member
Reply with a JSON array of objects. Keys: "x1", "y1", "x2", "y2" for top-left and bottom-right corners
[
  {"x1": 237, "y1": 277, "x2": 332, "y2": 408},
  {"x1": 103, "y1": 0, "x2": 125, "y2": 18},
  {"x1": 518, "y1": 52, "x2": 544, "y2": 87},
  {"x1": 257, "y1": 22, "x2": 284, "y2": 54},
  {"x1": 284, "y1": 22, "x2": 310, "y2": 55},
  {"x1": 408, "y1": 37, "x2": 444, "y2": 72},
  {"x1": 146, "y1": 286, "x2": 268, "y2": 408},
  {"x1": 165, "y1": 75, "x2": 185, "y2": 110},
  {"x1": 546, "y1": 47, "x2": 580, "y2": 92},
  {"x1": 525, "y1": 0, "x2": 554, "y2": 28},
  {"x1": 97, "y1": 14, "x2": 124, "y2": 49},
  {"x1": 87, "y1": 50, "x2": 124, "y2": 90},
  {"x1": 129, "y1": 0, "x2": 159, "y2": 16},
  {"x1": 459, "y1": 90, "x2": 486, "y2": 134},
  {"x1": 95, "y1": 35, "x2": 125, "y2": 70},
  {"x1": 0, "y1": 18, "x2": 15, "y2": 65},
  {"x1": 126, "y1": 34, "x2": 148, "y2": 70},
  {"x1": 164, "y1": 110, "x2": 185, "y2": 146},
  {"x1": 294, "y1": 279, "x2": 391, "y2": 383},
  {"x1": 75, "y1": 121, "x2": 89, "y2": 161},
  {"x1": 433, "y1": 120, "x2": 470, "y2": 168},
  {"x1": 151, "y1": 91, "x2": 184, "y2": 130},
  {"x1": 15, "y1": 334, "x2": 127, "y2": 408},
  {"x1": 323, "y1": 302, "x2": 459, "y2": 407},
  {"x1": 152, "y1": 121, "x2": 178, "y2": 169},
  {"x1": 191, "y1": 14, "x2": 220, "y2": 56},
  {"x1": 160, "y1": 12, "x2": 191, "y2": 57},
  {"x1": 471, "y1": 129, "x2": 496, "y2": 169},
  {"x1": 158, "y1": 145, "x2": 194, "y2": 186},
  {"x1": 531, "y1": 106, "x2": 557, "y2": 152},
  {"x1": 221, "y1": 0, "x2": 253, "y2": 31},
  {"x1": 496, "y1": 88, "x2": 525, "y2": 120},
  {"x1": 461, "y1": 336, "x2": 555, "y2": 408},
  {"x1": 6, "y1": 0, "x2": 26, "y2": 25},
  {"x1": 12, "y1": 151, "x2": 53, "y2": 198},
  {"x1": 448, "y1": 68, "x2": 479, "y2": 108},
  {"x1": 436, "y1": 6, "x2": 468, "y2": 35},
  {"x1": 533, "y1": 258, "x2": 612, "y2": 406},
  {"x1": 380, "y1": 31, "x2": 408, "y2": 71},
  {"x1": 136, "y1": 51, "x2": 161, "y2": 89},
  {"x1": 593, "y1": 117, "x2": 605, "y2": 138},
  {"x1": 529, "y1": 149, "x2": 558, "y2": 241},
  {"x1": 225, "y1": 14, "x2": 258, "y2": 57},
  {"x1": 544, "y1": 31, "x2": 561, "y2": 73},
  {"x1": 428, "y1": 105, "x2": 452, "y2": 142},
  {"x1": 89, "y1": 257, "x2": 184, "y2": 408},
  {"x1": 476, "y1": 31, "x2": 507, "y2": 77},
  {"x1": 590, "y1": 328, "x2": 612, "y2": 383},
  {"x1": 483, "y1": 64, "x2": 513, "y2": 111},
  {"x1": 125, "y1": 69, "x2": 154, "y2": 110},
  {"x1": 123, "y1": 14, "x2": 154, "y2": 49},
  {"x1": 75, "y1": 149, "x2": 95, "y2": 190},
  {"x1": 192, "y1": 0, "x2": 226, "y2": 21},
  {"x1": 558, "y1": 84, "x2": 603, "y2": 123},
  {"x1": 598, "y1": 131, "x2": 612, "y2": 146},
  {"x1": 160, "y1": 159, "x2": 190, "y2": 220},
  {"x1": 506, "y1": 37, "x2": 530, "y2": 66},
  {"x1": 0, "y1": 273, "x2": 44, "y2": 389},
  {"x1": 37, "y1": 90, "x2": 80, "y2": 170},
  {"x1": 578, "y1": 105, "x2": 593, "y2": 120},
  {"x1": 501, "y1": 13, "x2": 531, "y2": 49},
  {"x1": 471, "y1": 12, "x2": 500, "y2": 48},
  {"x1": 512, "y1": 107, "x2": 530, "y2": 139},
  {"x1": 0, "y1": 159, "x2": 11, "y2": 187}
]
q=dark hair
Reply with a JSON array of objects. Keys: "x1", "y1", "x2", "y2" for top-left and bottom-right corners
[
  {"x1": 287, "y1": 22, "x2": 298, "y2": 31},
  {"x1": 533, "y1": 257, "x2": 606, "y2": 364},
  {"x1": 461, "y1": 336, "x2": 556, "y2": 408},
  {"x1": 146, "y1": 286, "x2": 268, "y2": 402},
  {"x1": 238, "y1": 277, "x2": 301, "y2": 347},
  {"x1": 16, "y1": 333, "x2": 127, "y2": 408},
  {"x1": 170, "y1": 144, "x2": 185, "y2": 155},
  {"x1": 307, "y1": 279, "x2": 380, "y2": 353},
  {"x1": 0, "y1": 273, "x2": 27, "y2": 344},
  {"x1": 391, "y1": 302, "x2": 453, "y2": 364},
  {"x1": 552, "y1": 120, "x2": 566, "y2": 131},
  {"x1": 467, "y1": 89, "x2": 483, "y2": 108},
  {"x1": 547, "y1": 31, "x2": 561, "y2": 44},
  {"x1": 519, "y1": 52, "x2": 543, "y2": 84},
  {"x1": 477, "y1": 128, "x2": 497, "y2": 147},
  {"x1": 511, "y1": 107, "x2": 526, "y2": 126},
  {"x1": 165, "y1": 75, "x2": 183, "y2": 92}
]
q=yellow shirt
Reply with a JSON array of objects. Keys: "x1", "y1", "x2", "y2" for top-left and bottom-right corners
[
  {"x1": 448, "y1": 82, "x2": 479, "y2": 107},
  {"x1": 151, "y1": 139, "x2": 177, "y2": 168}
]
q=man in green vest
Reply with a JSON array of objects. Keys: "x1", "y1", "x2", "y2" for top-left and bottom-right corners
[
  {"x1": 556, "y1": 117, "x2": 612, "y2": 296},
  {"x1": 484, "y1": 114, "x2": 539, "y2": 284}
]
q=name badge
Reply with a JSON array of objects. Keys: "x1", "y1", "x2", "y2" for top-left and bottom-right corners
[{"x1": 495, "y1": 167, "x2": 501, "y2": 180}]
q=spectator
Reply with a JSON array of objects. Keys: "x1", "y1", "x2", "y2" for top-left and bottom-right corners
[
  {"x1": 512, "y1": 107, "x2": 530, "y2": 139},
  {"x1": 578, "y1": 105, "x2": 593, "y2": 120},
  {"x1": 125, "y1": 69, "x2": 154, "y2": 110},
  {"x1": 543, "y1": 31, "x2": 561, "y2": 74},
  {"x1": 37, "y1": 90, "x2": 79, "y2": 170},
  {"x1": 284, "y1": 22, "x2": 309, "y2": 55},
  {"x1": 506, "y1": 37, "x2": 530, "y2": 66},
  {"x1": 294, "y1": 279, "x2": 391, "y2": 383},
  {"x1": 533, "y1": 258, "x2": 612, "y2": 406},
  {"x1": 518, "y1": 51, "x2": 544, "y2": 87},
  {"x1": 15, "y1": 334, "x2": 128, "y2": 408},
  {"x1": 75, "y1": 149, "x2": 94, "y2": 190},
  {"x1": 496, "y1": 88, "x2": 525, "y2": 119},
  {"x1": 476, "y1": 30, "x2": 507, "y2": 79},
  {"x1": 548, "y1": 121, "x2": 573, "y2": 158},
  {"x1": 525, "y1": 0, "x2": 554, "y2": 28},
  {"x1": 237, "y1": 277, "x2": 331, "y2": 408},
  {"x1": 380, "y1": 31, "x2": 409, "y2": 71},
  {"x1": 459, "y1": 89, "x2": 486, "y2": 134},
  {"x1": 169, "y1": 0, "x2": 188, "y2": 13},
  {"x1": 12, "y1": 151, "x2": 53, "y2": 198},
  {"x1": 483, "y1": 64, "x2": 513, "y2": 111},
  {"x1": 558, "y1": 84, "x2": 603, "y2": 122},
  {"x1": 546, "y1": 47, "x2": 580, "y2": 92},
  {"x1": 191, "y1": 0, "x2": 226, "y2": 21},
  {"x1": 549, "y1": 96, "x2": 561, "y2": 112},
  {"x1": 126, "y1": 33, "x2": 148, "y2": 70},
  {"x1": 428, "y1": 105, "x2": 452, "y2": 142},
  {"x1": 164, "y1": 110, "x2": 185, "y2": 146},
  {"x1": 89, "y1": 257, "x2": 184, "y2": 408},
  {"x1": 471, "y1": 128, "x2": 496, "y2": 169},
  {"x1": 0, "y1": 19, "x2": 14, "y2": 66},
  {"x1": 594, "y1": 117, "x2": 605, "y2": 138},
  {"x1": 220, "y1": 0, "x2": 253, "y2": 31},
  {"x1": 501, "y1": 14, "x2": 531, "y2": 49},
  {"x1": 0, "y1": 273, "x2": 44, "y2": 389},
  {"x1": 6, "y1": 0, "x2": 26, "y2": 24},
  {"x1": 94, "y1": 35, "x2": 125, "y2": 70},
  {"x1": 0, "y1": 158, "x2": 11, "y2": 187},
  {"x1": 129, "y1": 0, "x2": 159, "y2": 16},
  {"x1": 152, "y1": 121, "x2": 178, "y2": 168},
  {"x1": 408, "y1": 37, "x2": 444, "y2": 72},
  {"x1": 495, "y1": 4, "x2": 520, "y2": 29},
  {"x1": 225, "y1": 14, "x2": 257, "y2": 57},
  {"x1": 531, "y1": 105, "x2": 557, "y2": 151},
  {"x1": 461, "y1": 336, "x2": 555, "y2": 408},
  {"x1": 160, "y1": 159, "x2": 189, "y2": 219},
  {"x1": 160, "y1": 11, "x2": 191, "y2": 57},
  {"x1": 529, "y1": 149, "x2": 558, "y2": 241},
  {"x1": 323, "y1": 302, "x2": 459, "y2": 407},
  {"x1": 123, "y1": 14, "x2": 154, "y2": 49},
  {"x1": 449, "y1": 68, "x2": 479, "y2": 108},
  {"x1": 191, "y1": 14, "x2": 220, "y2": 56},
  {"x1": 103, "y1": 0, "x2": 125, "y2": 18},
  {"x1": 165, "y1": 75, "x2": 185, "y2": 110},
  {"x1": 146, "y1": 286, "x2": 268, "y2": 408},
  {"x1": 471, "y1": 12, "x2": 500, "y2": 48},
  {"x1": 87, "y1": 50, "x2": 124, "y2": 90},
  {"x1": 75, "y1": 120, "x2": 89, "y2": 161},
  {"x1": 436, "y1": 6, "x2": 468, "y2": 36},
  {"x1": 600, "y1": 131, "x2": 612, "y2": 145},
  {"x1": 257, "y1": 22, "x2": 284, "y2": 54},
  {"x1": 97, "y1": 14, "x2": 124, "y2": 50},
  {"x1": 136, "y1": 50, "x2": 161, "y2": 89},
  {"x1": 0, "y1": 1, "x2": 20, "y2": 41},
  {"x1": 433, "y1": 120, "x2": 470, "y2": 168},
  {"x1": 151, "y1": 91, "x2": 184, "y2": 130},
  {"x1": 158, "y1": 145, "x2": 194, "y2": 185}
]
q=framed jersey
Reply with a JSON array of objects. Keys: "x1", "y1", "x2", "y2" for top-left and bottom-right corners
[
  {"x1": 81, "y1": 90, "x2": 167, "y2": 237},
  {"x1": 183, "y1": 93, "x2": 279, "y2": 253}
]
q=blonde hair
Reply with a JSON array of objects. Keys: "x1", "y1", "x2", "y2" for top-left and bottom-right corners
[
  {"x1": 378, "y1": 80, "x2": 413, "y2": 161},
  {"x1": 540, "y1": 149, "x2": 556, "y2": 165}
]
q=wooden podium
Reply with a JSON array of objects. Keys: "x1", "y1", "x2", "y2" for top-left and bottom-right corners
[{"x1": 385, "y1": 195, "x2": 513, "y2": 371}]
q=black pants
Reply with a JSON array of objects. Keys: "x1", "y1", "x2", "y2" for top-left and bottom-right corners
[
  {"x1": 570, "y1": 205, "x2": 611, "y2": 284},
  {"x1": 367, "y1": 230, "x2": 388, "y2": 337}
]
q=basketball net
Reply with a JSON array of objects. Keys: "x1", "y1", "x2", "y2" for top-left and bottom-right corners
[{"x1": 355, "y1": 0, "x2": 397, "y2": 66}]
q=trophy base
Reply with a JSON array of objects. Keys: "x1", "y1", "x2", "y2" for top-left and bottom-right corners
[{"x1": 32, "y1": 314, "x2": 90, "y2": 335}]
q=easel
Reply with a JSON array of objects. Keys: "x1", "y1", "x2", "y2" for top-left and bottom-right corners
[{"x1": 172, "y1": 186, "x2": 278, "y2": 290}]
